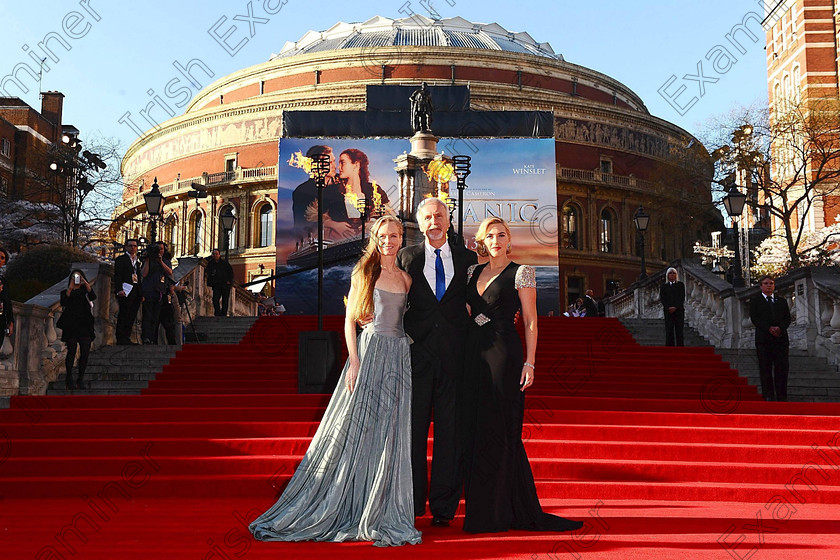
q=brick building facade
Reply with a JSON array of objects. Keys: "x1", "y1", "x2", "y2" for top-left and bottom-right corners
[
  {"x1": 114, "y1": 16, "x2": 717, "y2": 305},
  {"x1": 766, "y1": 0, "x2": 840, "y2": 232}
]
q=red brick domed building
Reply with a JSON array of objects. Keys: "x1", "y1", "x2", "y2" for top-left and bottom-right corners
[{"x1": 114, "y1": 15, "x2": 714, "y2": 305}]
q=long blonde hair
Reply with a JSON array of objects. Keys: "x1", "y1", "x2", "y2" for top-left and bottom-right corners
[{"x1": 349, "y1": 216, "x2": 403, "y2": 322}]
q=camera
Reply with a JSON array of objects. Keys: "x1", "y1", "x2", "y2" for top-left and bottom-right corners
[
  {"x1": 73, "y1": 273, "x2": 81, "y2": 284},
  {"x1": 145, "y1": 244, "x2": 162, "y2": 259}
]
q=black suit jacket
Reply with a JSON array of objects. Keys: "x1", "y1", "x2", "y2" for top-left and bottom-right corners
[
  {"x1": 397, "y1": 240, "x2": 477, "y2": 348},
  {"x1": 583, "y1": 296, "x2": 598, "y2": 318},
  {"x1": 749, "y1": 293, "x2": 791, "y2": 345},
  {"x1": 113, "y1": 254, "x2": 142, "y2": 296},
  {"x1": 659, "y1": 281, "x2": 685, "y2": 311}
]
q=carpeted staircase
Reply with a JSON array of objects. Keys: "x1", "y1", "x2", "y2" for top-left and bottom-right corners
[{"x1": 1, "y1": 316, "x2": 839, "y2": 559}]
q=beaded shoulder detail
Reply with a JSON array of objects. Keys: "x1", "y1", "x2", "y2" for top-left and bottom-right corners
[
  {"x1": 467, "y1": 263, "x2": 479, "y2": 283},
  {"x1": 514, "y1": 265, "x2": 536, "y2": 289}
]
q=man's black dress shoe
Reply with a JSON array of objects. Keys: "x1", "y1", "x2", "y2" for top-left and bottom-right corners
[{"x1": 431, "y1": 517, "x2": 450, "y2": 527}]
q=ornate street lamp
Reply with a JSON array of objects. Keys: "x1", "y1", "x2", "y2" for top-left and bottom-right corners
[
  {"x1": 311, "y1": 153, "x2": 333, "y2": 332},
  {"x1": 452, "y1": 155, "x2": 472, "y2": 245},
  {"x1": 298, "y1": 153, "x2": 341, "y2": 395},
  {"x1": 143, "y1": 177, "x2": 165, "y2": 243},
  {"x1": 722, "y1": 184, "x2": 747, "y2": 287},
  {"x1": 633, "y1": 205, "x2": 650, "y2": 281},
  {"x1": 444, "y1": 196, "x2": 456, "y2": 237},
  {"x1": 220, "y1": 206, "x2": 236, "y2": 262},
  {"x1": 355, "y1": 197, "x2": 369, "y2": 245}
]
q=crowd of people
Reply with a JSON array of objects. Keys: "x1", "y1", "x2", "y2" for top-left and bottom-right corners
[
  {"x1": 563, "y1": 289, "x2": 604, "y2": 317},
  {"x1": 113, "y1": 239, "x2": 191, "y2": 347}
]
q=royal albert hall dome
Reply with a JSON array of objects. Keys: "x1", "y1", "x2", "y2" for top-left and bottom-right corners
[{"x1": 115, "y1": 15, "x2": 713, "y2": 306}]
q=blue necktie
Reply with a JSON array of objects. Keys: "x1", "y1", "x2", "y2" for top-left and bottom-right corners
[{"x1": 434, "y1": 248, "x2": 445, "y2": 301}]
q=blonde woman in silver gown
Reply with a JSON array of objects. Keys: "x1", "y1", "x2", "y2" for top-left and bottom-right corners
[{"x1": 250, "y1": 216, "x2": 421, "y2": 547}]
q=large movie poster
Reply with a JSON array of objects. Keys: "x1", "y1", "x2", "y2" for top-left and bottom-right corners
[{"x1": 275, "y1": 138, "x2": 559, "y2": 314}]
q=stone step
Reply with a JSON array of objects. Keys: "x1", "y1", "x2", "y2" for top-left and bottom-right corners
[
  {"x1": 183, "y1": 316, "x2": 258, "y2": 345},
  {"x1": 46, "y1": 345, "x2": 179, "y2": 397},
  {"x1": 55, "y1": 371, "x2": 158, "y2": 381},
  {"x1": 620, "y1": 317, "x2": 840, "y2": 402}
]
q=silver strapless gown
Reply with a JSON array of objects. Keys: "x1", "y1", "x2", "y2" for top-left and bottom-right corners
[{"x1": 250, "y1": 289, "x2": 422, "y2": 547}]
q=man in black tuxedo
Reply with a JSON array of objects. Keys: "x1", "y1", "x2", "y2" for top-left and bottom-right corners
[
  {"x1": 749, "y1": 275, "x2": 791, "y2": 401},
  {"x1": 582, "y1": 289, "x2": 599, "y2": 318},
  {"x1": 659, "y1": 267, "x2": 686, "y2": 346},
  {"x1": 206, "y1": 249, "x2": 234, "y2": 316},
  {"x1": 396, "y1": 197, "x2": 477, "y2": 527},
  {"x1": 113, "y1": 239, "x2": 142, "y2": 345}
]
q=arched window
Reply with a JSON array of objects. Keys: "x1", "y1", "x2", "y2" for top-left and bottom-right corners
[
  {"x1": 258, "y1": 204, "x2": 274, "y2": 247},
  {"x1": 163, "y1": 215, "x2": 177, "y2": 255},
  {"x1": 561, "y1": 204, "x2": 579, "y2": 249},
  {"x1": 773, "y1": 83, "x2": 781, "y2": 114},
  {"x1": 218, "y1": 205, "x2": 237, "y2": 251},
  {"x1": 793, "y1": 65, "x2": 801, "y2": 103},
  {"x1": 783, "y1": 74, "x2": 791, "y2": 108},
  {"x1": 189, "y1": 212, "x2": 203, "y2": 255},
  {"x1": 599, "y1": 208, "x2": 614, "y2": 253}
]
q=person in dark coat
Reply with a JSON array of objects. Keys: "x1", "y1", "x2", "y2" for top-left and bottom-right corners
[
  {"x1": 749, "y1": 275, "x2": 791, "y2": 401},
  {"x1": 141, "y1": 243, "x2": 173, "y2": 344},
  {"x1": 113, "y1": 239, "x2": 142, "y2": 344},
  {"x1": 58, "y1": 269, "x2": 96, "y2": 390},
  {"x1": 659, "y1": 267, "x2": 686, "y2": 346},
  {"x1": 154, "y1": 241, "x2": 179, "y2": 344},
  {"x1": 0, "y1": 276, "x2": 14, "y2": 352},
  {"x1": 583, "y1": 289, "x2": 599, "y2": 318},
  {"x1": 206, "y1": 248, "x2": 234, "y2": 316}
]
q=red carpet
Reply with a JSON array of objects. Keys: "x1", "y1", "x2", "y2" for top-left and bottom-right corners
[{"x1": 2, "y1": 316, "x2": 840, "y2": 559}]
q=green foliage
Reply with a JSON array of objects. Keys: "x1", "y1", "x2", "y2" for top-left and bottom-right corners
[{"x1": 4, "y1": 244, "x2": 98, "y2": 302}]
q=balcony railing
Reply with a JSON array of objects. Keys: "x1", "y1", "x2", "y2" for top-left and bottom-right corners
[
  {"x1": 115, "y1": 166, "x2": 280, "y2": 218},
  {"x1": 558, "y1": 167, "x2": 653, "y2": 191}
]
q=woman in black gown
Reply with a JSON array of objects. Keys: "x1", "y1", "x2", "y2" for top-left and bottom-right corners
[{"x1": 462, "y1": 217, "x2": 583, "y2": 534}]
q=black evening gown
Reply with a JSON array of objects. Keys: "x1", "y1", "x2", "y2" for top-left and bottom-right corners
[{"x1": 462, "y1": 262, "x2": 583, "y2": 533}]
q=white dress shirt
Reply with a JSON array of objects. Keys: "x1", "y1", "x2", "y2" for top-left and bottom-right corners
[{"x1": 423, "y1": 238, "x2": 454, "y2": 295}]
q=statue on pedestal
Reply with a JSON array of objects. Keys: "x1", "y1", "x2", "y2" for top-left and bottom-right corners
[{"x1": 410, "y1": 83, "x2": 433, "y2": 133}]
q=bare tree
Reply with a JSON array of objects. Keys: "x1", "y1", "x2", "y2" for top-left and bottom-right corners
[
  {"x1": 704, "y1": 99, "x2": 840, "y2": 268},
  {"x1": 0, "y1": 135, "x2": 124, "y2": 251}
]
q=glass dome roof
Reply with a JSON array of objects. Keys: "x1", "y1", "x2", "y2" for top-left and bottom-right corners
[{"x1": 271, "y1": 15, "x2": 561, "y2": 61}]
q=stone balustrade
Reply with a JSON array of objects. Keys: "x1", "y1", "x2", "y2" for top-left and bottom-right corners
[
  {"x1": 606, "y1": 261, "x2": 840, "y2": 366},
  {"x1": 0, "y1": 258, "x2": 258, "y2": 397}
]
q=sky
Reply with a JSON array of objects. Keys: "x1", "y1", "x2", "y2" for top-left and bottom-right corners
[{"x1": 0, "y1": 0, "x2": 771, "y2": 154}]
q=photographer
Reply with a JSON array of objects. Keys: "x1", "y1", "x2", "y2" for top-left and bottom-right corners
[
  {"x1": 154, "y1": 242, "x2": 180, "y2": 345},
  {"x1": 57, "y1": 270, "x2": 96, "y2": 390},
  {"x1": 140, "y1": 243, "x2": 172, "y2": 344}
]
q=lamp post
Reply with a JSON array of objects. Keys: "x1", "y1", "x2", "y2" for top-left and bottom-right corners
[
  {"x1": 722, "y1": 184, "x2": 747, "y2": 287},
  {"x1": 355, "y1": 197, "x2": 369, "y2": 244},
  {"x1": 143, "y1": 177, "x2": 164, "y2": 243},
  {"x1": 633, "y1": 205, "x2": 650, "y2": 281},
  {"x1": 452, "y1": 155, "x2": 472, "y2": 245},
  {"x1": 220, "y1": 206, "x2": 236, "y2": 262},
  {"x1": 311, "y1": 153, "x2": 332, "y2": 331}
]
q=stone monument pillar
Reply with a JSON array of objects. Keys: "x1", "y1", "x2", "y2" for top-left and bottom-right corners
[{"x1": 394, "y1": 132, "x2": 447, "y2": 246}]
